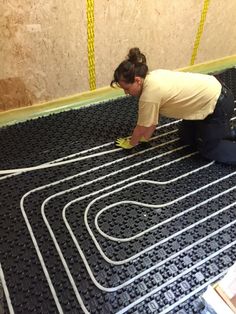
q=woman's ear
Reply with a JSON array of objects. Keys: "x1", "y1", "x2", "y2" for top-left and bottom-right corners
[{"x1": 135, "y1": 76, "x2": 143, "y2": 86}]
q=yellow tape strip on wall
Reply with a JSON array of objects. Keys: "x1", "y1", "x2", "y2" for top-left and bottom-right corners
[
  {"x1": 190, "y1": 0, "x2": 211, "y2": 65},
  {"x1": 86, "y1": 0, "x2": 96, "y2": 90}
]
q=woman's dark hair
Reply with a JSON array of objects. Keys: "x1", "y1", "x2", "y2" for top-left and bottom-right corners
[{"x1": 110, "y1": 47, "x2": 148, "y2": 87}]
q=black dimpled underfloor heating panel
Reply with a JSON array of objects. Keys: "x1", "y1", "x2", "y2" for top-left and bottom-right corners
[{"x1": 0, "y1": 68, "x2": 236, "y2": 314}]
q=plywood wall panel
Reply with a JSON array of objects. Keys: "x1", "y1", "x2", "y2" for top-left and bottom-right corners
[
  {"x1": 1, "y1": 0, "x2": 236, "y2": 111},
  {"x1": 195, "y1": 0, "x2": 236, "y2": 63},
  {"x1": 94, "y1": 0, "x2": 205, "y2": 88},
  {"x1": 1, "y1": 0, "x2": 88, "y2": 109}
]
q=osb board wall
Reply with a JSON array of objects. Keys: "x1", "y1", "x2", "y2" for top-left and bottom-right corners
[
  {"x1": 1, "y1": 0, "x2": 88, "y2": 111},
  {"x1": 1, "y1": 0, "x2": 236, "y2": 111},
  {"x1": 95, "y1": 0, "x2": 236, "y2": 87}
]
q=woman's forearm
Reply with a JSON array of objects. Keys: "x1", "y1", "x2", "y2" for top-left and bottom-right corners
[{"x1": 130, "y1": 125, "x2": 156, "y2": 146}]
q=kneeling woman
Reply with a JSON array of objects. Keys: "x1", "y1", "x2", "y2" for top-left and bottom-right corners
[{"x1": 111, "y1": 47, "x2": 236, "y2": 165}]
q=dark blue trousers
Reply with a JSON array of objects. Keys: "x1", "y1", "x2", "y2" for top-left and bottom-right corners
[{"x1": 179, "y1": 86, "x2": 236, "y2": 165}]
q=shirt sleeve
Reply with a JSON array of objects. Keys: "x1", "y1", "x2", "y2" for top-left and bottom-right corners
[{"x1": 137, "y1": 101, "x2": 160, "y2": 127}]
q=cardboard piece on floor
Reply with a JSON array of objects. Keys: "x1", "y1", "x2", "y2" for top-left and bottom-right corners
[{"x1": 202, "y1": 262, "x2": 236, "y2": 314}]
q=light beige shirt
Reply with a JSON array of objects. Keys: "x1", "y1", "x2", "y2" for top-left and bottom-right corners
[{"x1": 137, "y1": 69, "x2": 222, "y2": 127}]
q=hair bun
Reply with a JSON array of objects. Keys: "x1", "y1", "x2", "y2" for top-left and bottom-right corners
[{"x1": 127, "y1": 47, "x2": 146, "y2": 65}]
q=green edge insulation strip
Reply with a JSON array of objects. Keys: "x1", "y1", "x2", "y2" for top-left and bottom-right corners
[{"x1": 0, "y1": 55, "x2": 236, "y2": 127}]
